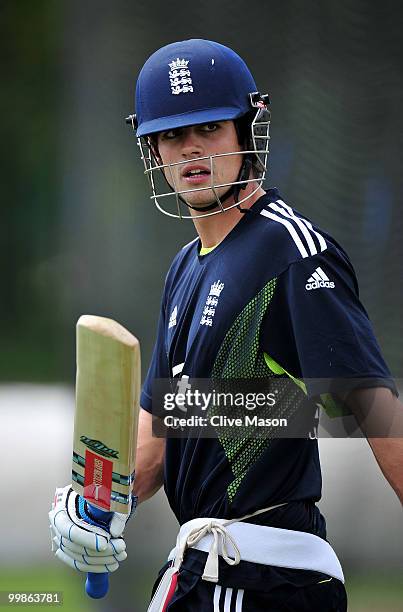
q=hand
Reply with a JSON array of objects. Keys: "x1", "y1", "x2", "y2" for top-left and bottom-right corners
[{"x1": 49, "y1": 485, "x2": 136, "y2": 573}]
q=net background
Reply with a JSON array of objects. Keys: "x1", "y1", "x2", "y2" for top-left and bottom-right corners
[{"x1": 1, "y1": 2, "x2": 402, "y2": 611}]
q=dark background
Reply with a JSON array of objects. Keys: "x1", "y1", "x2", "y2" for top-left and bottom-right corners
[{"x1": 1, "y1": 0, "x2": 402, "y2": 384}]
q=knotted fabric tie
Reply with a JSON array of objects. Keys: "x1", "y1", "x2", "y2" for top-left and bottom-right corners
[
  {"x1": 188, "y1": 521, "x2": 240, "y2": 582},
  {"x1": 172, "y1": 503, "x2": 287, "y2": 583}
]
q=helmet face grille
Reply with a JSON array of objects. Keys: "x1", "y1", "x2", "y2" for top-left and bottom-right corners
[
  {"x1": 135, "y1": 106, "x2": 271, "y2": 220},
  {"x1": 251, "y1": 108, "x2": 271, "y2": 177}
]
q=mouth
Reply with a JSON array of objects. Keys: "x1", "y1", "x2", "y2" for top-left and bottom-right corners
[{"x1": 181, "y1": 164, "x2": 211, "y2": 185}]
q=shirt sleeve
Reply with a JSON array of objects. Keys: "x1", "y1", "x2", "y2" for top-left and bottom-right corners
[
  {"x1": 140, "y1": 299, "x2": 171, "y2": 414},
  {"x1": 261, "y1": 246, "x2": 398, "y2": 399}
]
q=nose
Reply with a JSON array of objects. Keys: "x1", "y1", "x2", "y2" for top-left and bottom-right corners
[{"x1": 181, "y1": 128, "x2": 204, "y2": 158}]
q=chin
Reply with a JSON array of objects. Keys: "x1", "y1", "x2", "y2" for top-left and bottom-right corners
[{"x1": 184, "y1": 187, "x2": 232, "y2": 211}]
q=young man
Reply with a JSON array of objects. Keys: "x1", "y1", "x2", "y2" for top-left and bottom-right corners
[{"x1": 50, "y1": 40, "x2": 402, "y2": 611}]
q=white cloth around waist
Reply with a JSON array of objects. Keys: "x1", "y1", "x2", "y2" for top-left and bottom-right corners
[{"x1": 168, "y1": 517, "x2": 344, "y2": 584}]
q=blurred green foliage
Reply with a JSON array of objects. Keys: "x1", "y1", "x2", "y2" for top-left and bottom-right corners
[
  {"x1": 1, "y1": 0, "x2": 402, "y2": 383},
  {"x1": 1, "y1": 1, "x2": 63, "y2": 381}
]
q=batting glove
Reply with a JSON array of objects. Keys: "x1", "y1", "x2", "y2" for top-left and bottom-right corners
[{"x1": 49, "y1": 485, "x2": 137, "y2": 573}]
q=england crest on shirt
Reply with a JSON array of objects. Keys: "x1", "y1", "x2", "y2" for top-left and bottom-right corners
[{"x1": 200, "y1": 280, "x2": 224, "y2": 327}]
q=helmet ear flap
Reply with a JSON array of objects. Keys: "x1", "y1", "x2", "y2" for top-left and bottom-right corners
[{"x1": 234, "y1": 112, "x2": 254, "y2": 148}]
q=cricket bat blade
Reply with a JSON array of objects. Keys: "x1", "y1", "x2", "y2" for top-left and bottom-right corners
[{"x1": 72, "y1": 315, "x2": 140, "y2": 598}]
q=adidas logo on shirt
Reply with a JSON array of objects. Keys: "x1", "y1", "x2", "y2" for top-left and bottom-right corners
[
  {"x1": 305, "y1": 267, "x2": 335, "y2": 290},
  {"x1": 168, "y1": 305, "x2": 177, "y2": 329}
]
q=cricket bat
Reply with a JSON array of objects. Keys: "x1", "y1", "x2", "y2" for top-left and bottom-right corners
[{"x1": 71, "y1": 315, "x2": 140, "y2": 598}]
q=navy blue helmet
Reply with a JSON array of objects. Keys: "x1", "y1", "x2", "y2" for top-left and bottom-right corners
[{"x1": 135, "y1": 39, "x2": 259, "y2": 137}]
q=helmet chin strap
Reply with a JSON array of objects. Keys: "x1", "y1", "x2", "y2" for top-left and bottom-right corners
[{"x1": 185, "y1": 155, "x2": 253, "y2": 213}]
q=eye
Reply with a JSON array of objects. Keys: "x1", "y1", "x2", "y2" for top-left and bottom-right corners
[
  {"x1": 200, "y1": 123, "x2": 219, "y2": 132},
  {"x1": 161, "y1": 128, "x2": 181, "y2": 140}
]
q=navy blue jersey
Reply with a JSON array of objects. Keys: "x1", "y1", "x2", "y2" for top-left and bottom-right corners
[{"x1": 141, "y1": 189, "x2": 395, "y2": 531}]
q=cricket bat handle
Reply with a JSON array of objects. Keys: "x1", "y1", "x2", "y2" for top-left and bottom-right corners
[{"x1": 85, "y1": 505, "x2": 113, "y2": 599}]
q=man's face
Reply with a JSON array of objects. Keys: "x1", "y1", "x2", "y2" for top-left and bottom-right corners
[{"x1": 155, "y1": 120, "x2": 243, "y2": 210}]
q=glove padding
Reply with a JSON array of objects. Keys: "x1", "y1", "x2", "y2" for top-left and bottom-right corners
[{"x1": 49, "y1": 485, "x2": 136, "y2": 573}]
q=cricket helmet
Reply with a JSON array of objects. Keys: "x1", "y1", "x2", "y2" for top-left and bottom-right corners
[{"x1": 127, "y1": 39, "x2": 271, "y2": 219}]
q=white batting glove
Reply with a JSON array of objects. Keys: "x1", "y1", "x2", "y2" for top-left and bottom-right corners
[{"x1": 49, "y1": 485, "x2": 136, "y2": 573}]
